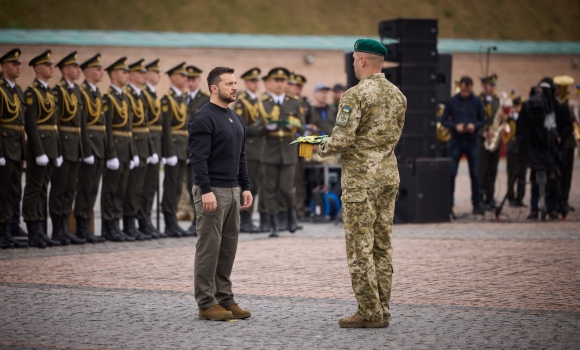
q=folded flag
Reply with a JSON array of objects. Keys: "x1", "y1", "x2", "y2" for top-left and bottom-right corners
[{"x1": 289, "y1": 135, "x2": 329, "y2": 158}]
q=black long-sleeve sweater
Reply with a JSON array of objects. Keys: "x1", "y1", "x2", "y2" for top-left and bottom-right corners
[{"x1": 188, "y1": 102, "x2": 250, "y2": 194}]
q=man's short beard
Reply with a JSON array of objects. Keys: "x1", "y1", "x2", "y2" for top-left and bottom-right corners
[{"x1": 218, "y1": 88, "x2": 236, "y2": 103}]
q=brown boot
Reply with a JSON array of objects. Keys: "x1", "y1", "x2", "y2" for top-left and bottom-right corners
[
  {"x1": 223, "y1": 303, "x2": 251, "y2": 319},
  {"x1": 383, "y1": 318, "x2": 390, "y2": 327},
  {"x1": 198, "y1": 304, "x2": 233, "y2": 321},
  {"x1": 338, "y1": 313, "x2": 384, "y2": 328}
]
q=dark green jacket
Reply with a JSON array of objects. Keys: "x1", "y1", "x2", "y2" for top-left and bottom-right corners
[
  {"x1": 102, "y1": 86, "x2": 136, "y2": 163},
  {"x1": 24, "y1": 79, "x2": 60, "y2": 160},
  {"x1": 234, "y1": 91, "x2": 263, "y2": 161},
  {"x1": 125, "y1": 84, "x2": 154, "y2": 160},
  {"x1": 0, "y1": 77, "x2": 26, "y2": 161},
  {"x1": 80, "y1": 80, "x2": 107, "y2": 160},
  {"x1": 160, "y1": 88, "x2": 187, "y2": 160}
]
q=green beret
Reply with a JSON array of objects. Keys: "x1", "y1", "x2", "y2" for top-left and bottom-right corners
[{"x1": 354, "y1": 39, "x2": 388, "y2": 57}]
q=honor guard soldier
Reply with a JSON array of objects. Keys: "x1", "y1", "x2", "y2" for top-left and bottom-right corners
[
  {"x1": 161, "y1": 62, "x2": 190, "y2": 237},
  {"x1": 478, "y1": 74, "x2": 501, "y2": 209},
  {"x1": 234, "y1": 67, "x2": 262, "y2": 233},
  {"x1": 72, "y1": 53, "x2": 108, "y2": 243},
  {"x1": 122, "y1": 59, "x2": 158, "y2": 240},
  {"x1": 0, "y1": 48, "x2": 28, "y2": 249},
  {"x1": 50, "y1": 51, "x2": 88, "y2": 245},
  {"x1": 178, "y1": 65, "x2": 210, "y2": 235},
  {"x1": 136, "y1": 59, "x2": 167, "y2": 238},
  {"x1": 22, "y1": 50, "x2": 61, "y2": 247},
  {"x1": 101, "y1": 57, "x2": 138, "y2": 242},
  {"x1": 256, "y1": 67, "x2": 304, "y2": 237}
]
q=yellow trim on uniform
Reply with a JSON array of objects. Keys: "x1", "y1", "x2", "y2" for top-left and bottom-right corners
[
  {"x1": 112, "y1": 130, "x2": 132, "y2": 137},
  {"x1": 59, "y1": 125, "x2": 81, "y2": 133},
  {"x1": 171, "y1": 130, "x2": 188, "y2": 136},
  {"x1": 37, "y1": 124, "x2": 58, "y2": 131},
  {"x1": 0, "y1": 124, "x2": 24, "y2": 132},
  {"x1": 87, "y1": 125, "x2": 106, "y2": 132},
  {"x1": 132, "y1": 127, "x2": 149, "y2": 133}
]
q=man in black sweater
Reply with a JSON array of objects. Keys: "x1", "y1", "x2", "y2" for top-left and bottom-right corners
[
  {"x1": 439, "y1": 76, "x2": 486, "y2": 215},
  {"x1": 188, "y1": 66, "x2": 253, "y2": 322}
]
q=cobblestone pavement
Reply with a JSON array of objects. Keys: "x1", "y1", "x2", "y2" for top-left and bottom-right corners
[{"x1": 0, "y1": 162, "x2": 579, "y2": 349}]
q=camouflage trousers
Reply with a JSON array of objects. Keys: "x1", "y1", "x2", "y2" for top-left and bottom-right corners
[{"x1": 342, "y1": 185, "x2": 398, "y2": 322}]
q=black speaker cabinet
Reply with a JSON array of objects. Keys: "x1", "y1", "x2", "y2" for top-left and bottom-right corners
[
  {"x1": 384, "y1": 42, "x2": 438, "y2": 64},
  {"x1": 345, "y1": 51, "x2": 359, "y2": 89},
  {"x1": 402, "y1": 112, "x2": 437, "y2": 135},
  {"x1": 395, "y1": 134, "x2": 437, "y2": 160},
  {"x1": 383, "y1": 65, "x2": 438, "y2": 89},
  {"x1": 395, "y1": 158, "x2": 452, "y2": 223},
  {"x1": 400, "y1": 87, "x2": 438, "y2": 112},
  {"x1": 436, "y1": 53, "x2": 453, "y2": 104},
  {"x1": 379, "y1": 19, "x2": 438, "y2": 42}
]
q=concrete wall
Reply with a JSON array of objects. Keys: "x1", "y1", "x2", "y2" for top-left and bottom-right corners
[{"x1": 2, "y1": 44, "x2": 580, "y2": 105}]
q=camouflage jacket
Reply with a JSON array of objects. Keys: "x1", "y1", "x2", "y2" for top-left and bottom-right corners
[{"x1": 318, "y1": 73, "x2": 406, "y2": 188}]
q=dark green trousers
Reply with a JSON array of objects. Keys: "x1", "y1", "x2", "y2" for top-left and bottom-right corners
[
  {"x1": 137, "y1": 162, "x2": 160, "y2": 220},
  {"x1": 162, "y1": 160, "x2": 186, "y2": 215},
  {"x1": 123, "y1": 161, "x2": 148, "y2": 216},
  {"x1": 101, "y1": 162, "x2": 131, "y2": 220},
  {"x1": 74, "y1": 157, "x2": 104, "y2": 219},
  {"x1": 49, "y1": 160, "x2": 81, "y2": 216},
  {"x1": 0, "y1": 159, "x2": 22, "y2": 223},
  {"x1": 243, "y1": 159, "x2": 262, "y2": 213},
  {"x1": 23, "y1": 157, "x2": 54, "y2": 221},
  {"x1": 263, "y1": 163, "x2": 296, "y2": 215},
  {"x1": 478, "y1": 139, "x2": 500, "y2": 203}
]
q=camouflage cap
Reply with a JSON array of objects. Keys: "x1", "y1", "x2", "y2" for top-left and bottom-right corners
[{"x1": 354, "y1": 39, "x2": 388, "y2": 57}]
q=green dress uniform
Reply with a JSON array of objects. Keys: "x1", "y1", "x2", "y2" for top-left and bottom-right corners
[
  {"x1": 309, "y1": 103, "x2": 338, "y2": 136},
  {"x1": 49, "y1": 52, "x2": 88, "y2": 245},
  {"x1": 505, "y1": 97, "x2": 526, "y2": 206},
  {"x1": 160, "y1": 62, "x2": 189, "y2": 237},
  {"x1": 478, "y1": 75, "x2": 501, "y2": 207},
  {"x1": 73, "y1": 54, "x2": 108, "y2": 243},
  {"x1": 100, "y1": 57, "x2": 137, "y2": 242},
  {"x1": 0, "y1": 48, "x2": 28, "y2": 249},
  {"x1": 256, "y1": 67, "x2": 305, "y2": 236},
  {"x1": 319, "y1": 71, "x2": 406, "y2": 324},
  {"x1": 136, "y1": 60, "x2": 169, "y2": 238}
]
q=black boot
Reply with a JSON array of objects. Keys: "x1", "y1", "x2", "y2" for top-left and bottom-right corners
[
  {"x1": 36, "y1": 221, "x2": 60, "y2": 247},
  {"x1": 240, "y1": 211, "x2": 258, "y2": 233},
  {"x1": 288, "y1": 208, "x2": 298, "y2": 233},
  {"x1": 26, "y1": 221, "x2": 46, "y2": 248},
  {"x1": 102, "y1": 220, "x2": 125, "y2": 242},
  {"x1": 61, "y1": 215, "x2": 86, "y2": 245},
  {"x1": 51, "y1": 214, "x2": 70, "y2": 245},
  {"x1": 269, "y1": 214, "x2": 279, "y2": 238},
  {"x1": 11, "y1": 224, "x2": 28, "y2": 237},
  {"x1": 76, "y1": 216, "x2": 105, "y2": 243},
  {"x1": 277, "y1": 211, "x2": 288, "y2": 232},
  {"x1": 114, "y1": 219, "x2": 135, "y2": 241},
  {"x1": 138, "y1": 219, "x2": 160, "y2": 239},
  {"x1": 4, "y1": 223, "x2": 28, "y2": 248},
  {"x1": 164, "y1": 213, "x2": 182, "y2": 238},
  {"x1": 0, "y1": 224, "x2": 14, "y2": 249},
  {"x1": 259, "y1": 212, "x2": 271, "y2": 233},
  {"x1": 123, "y1": 215, "x2": 149, "y2": 241},
  {"x1": 146, "y1": 218, "x2": 167, "y2": 238},
  {"x1": 184, "y1": 218, "x2": 197, "y2": 237}
]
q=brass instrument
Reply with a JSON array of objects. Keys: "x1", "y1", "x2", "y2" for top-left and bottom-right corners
[
  {"x1": 501, "y1": 117, "x2": 517, "y2": 145},
  {"x1": 484, "y1": 94, "x2": 509, "y2": 152},
  {"x1": 435, "y1": 103, "x2": 450, "y2": 143}
]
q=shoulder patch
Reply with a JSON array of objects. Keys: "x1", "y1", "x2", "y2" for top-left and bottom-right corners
[
  {"x1": 336, "y1": 106, "x2": 352, "y2": 127},
  {"x1": 200, "y1": 90, "x2": 210, "y2": 96},
  {"x1": 261, "y1": 94, "x2": 270, "y2": 101}
]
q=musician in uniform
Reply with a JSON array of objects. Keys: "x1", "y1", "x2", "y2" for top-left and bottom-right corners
[
  {"x1": 234, "y1": 67, "x2": 262, "y2": 233},
  {"x1": 22, "y1": 50, "x2": 62, "y2": 247},
  {"x1": 478, "y1": 74, "x2": 501, "y2": 209},
  {"x1": 0, "y1": 48, "x2": 28, "y2": 249},
  {"x1": 256, "y1": 67, "x2": 304, "y2": 237},
  {"x1": 50, "y1": 51, "x2": 88, "y2": 245},
  {"x1": 137, "y1": 59, "x2": 167, "y2": 238},
  {"x1": 505, "y1": 97, "x2": 526, "y2": 207},
  {"x1": 73, "y1": 53, "x2": 108, "y2": 243},
  {"x1": 160, "y1": 62, "x2": 190, "y2": 237},
  {"x1": 122, "y1": 59, "x2": 157, "y2": 240},
  {"x1": 100, "y1": 57, "x2": 138, "y2": 242}
]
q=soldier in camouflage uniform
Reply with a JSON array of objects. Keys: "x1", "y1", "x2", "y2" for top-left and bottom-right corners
[{"x1": 319, "y1": 39, "x2": 406, "y2": 328}]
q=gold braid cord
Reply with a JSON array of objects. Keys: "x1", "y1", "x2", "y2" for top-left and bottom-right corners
[
  {"x1": 166, "y1": 95, "x2": 186, "y2": 130},
  {"x1": 258, "y1": 100, "x2": 280, "y2": 123},
  {"x1": 81, "y1": 89, "x2": 101, "y2": 126},
  {"x1": 31, "y1": 87, "x2": 55, "y2": 124},
  {"x1": 0, "y1": 87, "x2": 21, "y2": 123},
  {"x1": 105, "y1": 92, "x2": 129, "y2": 128},
  {"x1": 240, "y1": 98, "x2": 259, "y2": 124},
  {"x1": 124, "y1": 90, "x2": 145, "y2": 126},
  {"x1": 58, "y1": 85, "x2": 78, "y2": 122},
  {"x1": 143, "y1": 90, "x2": 161, "y2": 125}
]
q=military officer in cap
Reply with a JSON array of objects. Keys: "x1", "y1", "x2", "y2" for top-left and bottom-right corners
[
  {"x1": 234, "y1": 67, "x2": 262, "y2": 233},
  {"x1": 136, "y1": 59, "x2": 167, "y2": 238},
  {"x1": 22, "y1": 50, "x2": 62, "y2": 247},
  {"x1": 256, "y1": 67, "x2": 304, "y2": 237},
  {"x1": 49, "y1": 51, "x2": 88, "y2": 245},
  {"x1": 160, "y1": 62, "x2": 190, "y2": 237},
  {"x1": 100, "y1": 57, "x2": 138, "y2": 242},
  {"x1": 122, "y1": 59, "x2": 157, "y2": 240},
  {"x1": 478, "y1": 74, "x2": 501, "y2": 209},
  {"x1": 0, "y1": 48, "x2": 28, "y2": 249},
  {"x1": 72, "y1": 53, "x2": 108, "y2": 243}
]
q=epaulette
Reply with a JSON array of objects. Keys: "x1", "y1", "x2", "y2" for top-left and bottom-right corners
[
  {"x1": 287, "y1": 94, "x2": 300, "y2": 100},
  {"x1": 261, "y1": 94, "x2": 271, "y2": 101},
  {"x1": 82, "y1": 83, "x2": 87, "y2": 89},
  {"x1": 58, "y1": 80, "x2": 66, "y2": 87},
  {"x1": 200, "y1": 90, "x2": 210, "y2": 97},
  {"x1": 32, "y1": 81, "x2": 39, "y2": 88}
]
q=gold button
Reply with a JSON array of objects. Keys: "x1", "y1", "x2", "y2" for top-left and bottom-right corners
[
  {"x1": 65, "y1": 135, "x2": 68, "y2": 139},
  {"x1": 89, "y1": 134, "x2": 93, "y2": 138},
  {"x1": 115, "y1": 139, "x2": 118, "y2": 143},
  {"x1": 41, "y1": 134, "x2": 45, "y2": 138}
]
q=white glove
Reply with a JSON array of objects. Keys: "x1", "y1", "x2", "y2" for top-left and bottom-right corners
[
  {"x1": 266, "y1": 123, "x2": 278, "y2": 131},
  {"x1": 150, "y1": 153, "x2": 159, "y2": 165},
  {"x1": 186, "y1": 158, "x2": 190, "y2": 164},
  {"x1": 130, "y1": 160, "x2": 135, "y2": 169},
  {"x1": 83, "y1": 155, "x2": 95, "y2": 165},
  {"x1": 55, "y1": 156, "x2": 63, "y2": 168},
  {"x1": 106, "y1": 157, "x2": 120, "y2": 170},
  {"x1": 161, "y1": 157, "x2": 167, "y2": 165},
  {"x1": 166, "y1": 155, "x2": 178, "y2": 167},
  {"x1": 0, "y1": 157, "x2": 5, "y2": 166},
  {"x1": 36, "y1": 154, "x2": 49, "y2": 166},
  {"x1": 285, "y1": 123, "x2": 295, "y2": 130},
  {"x1": 146, "y1": 156, "x2": 152, "y2": 164},
  {"x1": 133, "y1": 155, "x2": 140, "y2": 167}
]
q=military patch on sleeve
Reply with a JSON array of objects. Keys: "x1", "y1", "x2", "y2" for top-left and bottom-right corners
[{"x1": 336, "y1": 106, "x2": 352, "y2": 126}]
